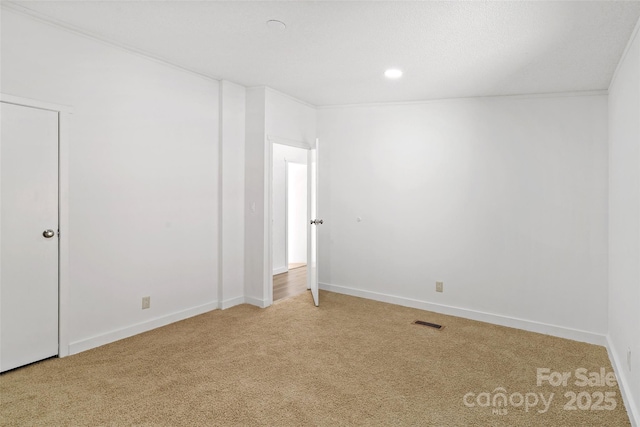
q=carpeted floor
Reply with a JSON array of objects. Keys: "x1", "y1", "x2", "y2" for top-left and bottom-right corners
[{"x1": 0, "y1": 291, "x2": 631, "y2": 426}]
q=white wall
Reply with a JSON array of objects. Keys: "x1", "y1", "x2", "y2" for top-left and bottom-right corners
[
  {"x1": 272, "y1": 144, "x2": 307, "y2": 274},
  {"x1": 318, "y1": 94, "x2": 608, "y2": 338},
  {"x1": 244, "y1": 87, "x2": 316, "y2": 305},
  {"x1": 219, "y1": 80, "x2": 245, "y2": 309},
  {"x1": 288, "y1": 162, "x2": 308, "y2": 264},
  {"x1": 608, "y1": 19, "x2": 640, "y2": 424},
  {"x1": 265, "y1": 88, "x2": 317, "y2": 145},
  {"x1": 244, "y1": 88, "x2": 268, "y2": 305},
  {"x1": 1, "y1": 10, "x2": 220, "y2": 353}
]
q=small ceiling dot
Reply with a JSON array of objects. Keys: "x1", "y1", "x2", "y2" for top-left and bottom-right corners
[{"x1": 266, "y1": 20, "x2": 287, "y2": 31}]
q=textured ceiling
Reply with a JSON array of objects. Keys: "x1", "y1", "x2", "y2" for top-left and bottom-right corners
[{"x1": 6, "y1": 1, "x2": 640, "y2": 106}]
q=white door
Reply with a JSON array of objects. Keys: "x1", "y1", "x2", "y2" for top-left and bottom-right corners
[
  {"x1": 1, "y1": 102, "x2": 59, "y2": 372},
  {"x1": 307, "y1": 139, "x2": 320, "y2": 306}
]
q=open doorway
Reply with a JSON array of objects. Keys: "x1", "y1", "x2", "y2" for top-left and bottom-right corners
[
  {"x1": 272, "y1": 143, "x2": 308, "y2": 302},
  {"x1": 287, "y1": 162, "x2": 308, "y2": 270}
]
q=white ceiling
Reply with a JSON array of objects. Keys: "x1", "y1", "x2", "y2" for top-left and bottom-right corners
[{"x1": 7, "y1": 1, "x2": 640, "y2": 106}]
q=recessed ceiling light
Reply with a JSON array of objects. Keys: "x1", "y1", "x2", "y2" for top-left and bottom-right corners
[
  {"x1": 385, "y1": 69, "x2": 403, "y2": 79},
  {"x1": 266, "y1": 20, "x2": 286, "y2": 31}
]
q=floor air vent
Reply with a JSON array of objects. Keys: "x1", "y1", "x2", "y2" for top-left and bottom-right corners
[{"x1": 413, "y1": 320, "x2": 443, "y2": 330}]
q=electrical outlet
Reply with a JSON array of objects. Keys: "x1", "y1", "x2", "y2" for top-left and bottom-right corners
[
  {"x1": 628, "y1": 348, "x2": 632, "y2": 371},
  {"x1": 142, "y1": 296, "x2": 150, "y2": 310},
  {"x1": 436, "y1": 281, "x2": 443, "y2": 293}
]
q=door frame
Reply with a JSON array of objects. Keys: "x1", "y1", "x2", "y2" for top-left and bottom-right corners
[
  {"x1": 263, "y1": 135, "x2": 314, "y2": 307},
  {"x1": 1, "y1": 93, "x2": 72, "y2": 358}
]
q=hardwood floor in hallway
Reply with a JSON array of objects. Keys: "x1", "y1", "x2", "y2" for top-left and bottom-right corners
[{"x1": 273, "y1": 265, "x2": 307, "y2": 302}]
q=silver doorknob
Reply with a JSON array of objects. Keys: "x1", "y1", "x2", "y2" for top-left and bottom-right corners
[{"x1": 42, "y1": 229, "x2": 55, "y2": 238}]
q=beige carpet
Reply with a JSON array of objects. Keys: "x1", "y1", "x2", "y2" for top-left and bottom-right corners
[{"x1": 0, "y1": 291, "x2": 631, "y2": 426}]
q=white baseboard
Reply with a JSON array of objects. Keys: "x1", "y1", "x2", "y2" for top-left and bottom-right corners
[
  {"x1": 319, "y1": 282, "x2": 606, "y2": 346},
  {"x1": 68, "y1": 301, "x2": 218, "y2": 355},
  {"x1": 606, "y1": 336, "x2": 639, "y2": 427},
  {"x1": 219, "y1": 296, "x2": 245, "y2": 310},
  {"x1": 273, "y1": 266, "x2": 288, "y2": 275},
  {"x1": 244, "y1": 296, "x2": 269, "y2": 308}
]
